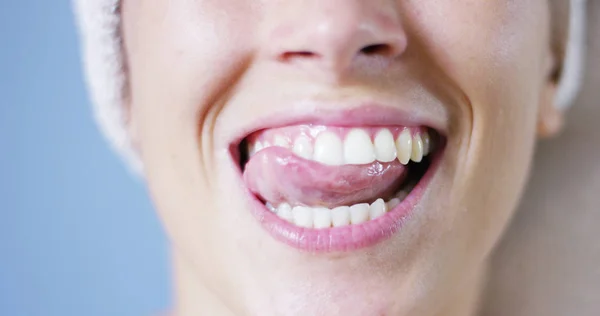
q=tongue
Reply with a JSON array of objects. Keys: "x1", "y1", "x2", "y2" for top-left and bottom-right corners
[{"x1": 243, "y1": 147, "x2": 408, "y2": 208}]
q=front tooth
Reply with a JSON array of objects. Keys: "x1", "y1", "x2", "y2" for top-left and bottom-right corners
[
  {"x1": 349, "y1": 203, "x2": 370, "y2": 224},
  {"x1": 293, "y1": 135, "x2": 313, "y2": 159},
  {"x1": 396, "y1": 129, "x2": 412, "y2": 165},
  {"x1": 422, "y1": 132, "x2": 431, "y2": 156},
  {"x1": 263, "y1": 141, "x2": 272, "y2": 149},
  {"x1": 374, "y1": 129, "x2": 397, "y2": 162},
  {"x1": 343, "y1": 129, "x2": 375, "y2": 164},
  {"x1": 313, "y1": 207, "x2": 332, "y2": 229},
  {"x1": 274, "y1": 135, "x2": 290, "y2": 148},
  {"x1": 314, "y1": 132, "x2": 344, "y2": 166},
  {"x1": 369, "y1": 198, "x2": 387, "y2": 220},
  {"x1": 293, "y1": 206, "x2": 314, "y2": 228},
  {"x1": 411, "y1": 134, "x2": 424, "y2": 162},
  {"x1": 254, "y1": 141, "x2": 264, "y2": 154},
  {"x1": 277, "y1": 203, "x2": 294, "y2": 222},
  {"x1": 387, "y1": 198, "x2": 401, "y2": 210},
  {"x1": 331, "y1": 206, "x2": 351, "y2": 227}
]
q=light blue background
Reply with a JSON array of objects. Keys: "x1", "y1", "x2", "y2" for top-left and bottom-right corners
[{"x1": 0, "y1": 1, "x2": 171, "y2": 315}]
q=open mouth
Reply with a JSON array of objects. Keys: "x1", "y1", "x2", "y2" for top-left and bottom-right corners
[{"x1": 234, "y1": 119, "x2": 445, "y2": 252}]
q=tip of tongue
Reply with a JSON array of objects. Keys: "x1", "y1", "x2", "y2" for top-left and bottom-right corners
[{"x1": 243, "y1": 147, "x2": 408, "y2": 208}]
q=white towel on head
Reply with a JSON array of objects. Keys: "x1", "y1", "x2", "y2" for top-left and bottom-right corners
[
  {"x1": 555, "y1": 0, "x2": 588, "y2": 110},
  {"x1": 72, "y1": 0, "x2": 588, "y2": 172},
  {"x1": 73, "y1": 0, "x2": 142, "y2": 172}
]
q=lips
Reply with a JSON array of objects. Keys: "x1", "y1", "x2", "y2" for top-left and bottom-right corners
[{"x1": 231, "y1": 106, "x2": 445, "y2": 252}]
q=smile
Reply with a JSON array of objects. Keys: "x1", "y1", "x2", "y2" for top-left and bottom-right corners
[{"x1": 233, "y1": 106, "x2": 446, "y2": 252}]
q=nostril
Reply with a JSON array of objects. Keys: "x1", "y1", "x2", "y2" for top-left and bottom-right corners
[
  {"x1": 280, "y1": 51, "x2": 320, "y2": 62},
  {"x1": 360, "y1": 44, "x2": 394, "y2": 56}
]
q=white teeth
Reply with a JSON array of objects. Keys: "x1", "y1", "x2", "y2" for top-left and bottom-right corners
[
  {"x1": 374, "y1": 129, "x2": 397, "y2": 162},
  {"x1": 314, "y1": 132, "x2": 344, "y2": 166},
  {"x1": 274, "y1": 135, "x2": 290, "y2": 149},
  {"x1": 273, "y1": 195, "x2": 408, "y2": 228},
  {"x1": 344, "y1": 129, "x2": 376, "y2": 165},
  {"x1": 396, "y1": 129, "x2": 412, "y2": 165},
  {"x1": 293, "y1": 135, "x2": 313, "y2": 160},
  {"x1": 369, "y1": 198, "x2": 387, "y2": 220},
  {"x1": 349, "y1": 203, "x2": 370, "y2": 225},
  {"x1": 331, "y1": 206, "x2": 351, "y2": 227},
  {"x1": 293, "y1": 206, "x2": 314, "y2": 228},
  {"x1": 313, "y1": 207, "x2": 332, "y2": 229},
  {"x1": 277, "y1": 203, "x2": 294, "y2": 223},
  {"x1": 246, "y1": 136, "x2": 290, "y2": 158},
  {"x1": 411, "y1": 134, "x2": 424, "y2": 163},
  {"x1": 260, "y1": 128, "x2": 430, "y2": 229},
  {"x1": 250, "y1": 128, "x2": 433, "y2": 163},
  {"x1": 254, "y1": 141, "x2": 264, "y2": 154}
]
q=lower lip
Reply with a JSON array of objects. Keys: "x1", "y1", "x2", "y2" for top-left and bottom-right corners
[{"x1": 242, "y1": 151, "x2": 443, "y2": 253}]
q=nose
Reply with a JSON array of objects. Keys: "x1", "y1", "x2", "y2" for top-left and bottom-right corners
[{"x1": 259, "y1": 0, "x2": 408, "y2": 77}]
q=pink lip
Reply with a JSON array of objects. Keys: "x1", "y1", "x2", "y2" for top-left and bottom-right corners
[{"x1": 230, "y1": 105, "x2": 446, "y2": 253}]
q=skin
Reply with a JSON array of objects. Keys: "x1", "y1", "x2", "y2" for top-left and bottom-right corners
[{"x1": 121, "y1": 1, "x2": 565, "y2": 315}]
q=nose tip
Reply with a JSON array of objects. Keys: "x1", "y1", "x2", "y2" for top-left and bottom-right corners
[{"x1": 261, "y1": 1, "x2": 407, "y2": 74}]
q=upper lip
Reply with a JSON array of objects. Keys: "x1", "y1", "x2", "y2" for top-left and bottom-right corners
[{"x1": 229, "y1": 99, "x2": 449, "y2": 149}]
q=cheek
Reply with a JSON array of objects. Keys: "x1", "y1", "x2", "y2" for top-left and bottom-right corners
[
  {"x1": 458, "y1": 5, "x2": 547, "y2": 204},
  {"x1": 412, "y1": 1, "x2": 548, "y2": 251},
  {"x1": 411, "y1": 1, "x2": 547, "y2": 117},
  {"x1": 125, "y1": 0, "x2": 257, "y2": 178},
  {"x1": 127, "y1": 0, "x2": 256, "y2": 120},
  {"x1": 416, "y1": 1, "x2": 547, "y2": 171},
  {"x1": 123, "y1": 0, "x2": 259, "y2": 254},
  {"x1": 408, "y1": 1, "x2": 547, "y2": 182}
]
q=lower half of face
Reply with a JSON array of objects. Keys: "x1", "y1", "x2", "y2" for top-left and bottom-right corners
[{"x1": 124, "y1": 0, "x2": 551, "y2": 315}]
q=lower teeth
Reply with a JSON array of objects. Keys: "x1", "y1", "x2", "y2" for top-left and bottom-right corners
[{"x1": 266, "y1": 190, "x2": 410, "y2": 229}]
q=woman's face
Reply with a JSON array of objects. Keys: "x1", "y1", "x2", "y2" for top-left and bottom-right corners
[{"x1": 123, "y1": 0, "x2": 558, "y2": 315}]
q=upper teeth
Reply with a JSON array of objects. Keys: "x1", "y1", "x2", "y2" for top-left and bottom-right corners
[{"x1": 248, "y1": 127, "x2": 432, "y2": 166}]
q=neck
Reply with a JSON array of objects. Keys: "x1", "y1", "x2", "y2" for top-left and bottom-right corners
[
  {"x1": 172, "y1": 250, "x2": 486, "y2": 316},
  {"x1": 435, "y1": 264, "x2": 487, "y2": 316},
  {"x1": 172, "y1": 250, "x2": 236, "y2": 316}
]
